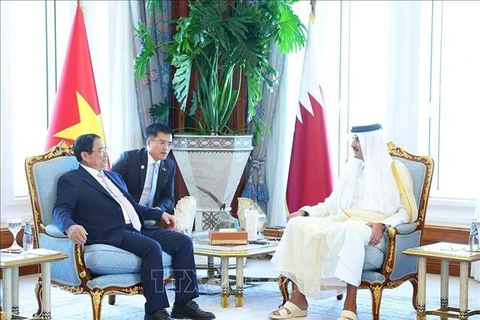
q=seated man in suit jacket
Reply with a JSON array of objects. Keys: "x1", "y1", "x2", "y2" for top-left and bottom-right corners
[
  {"x1": 53, "y1": 133, "x2": 215, "y2": 320},
  {"x1": 112, "y1": 122, "x2": 176, "y2": 214}
]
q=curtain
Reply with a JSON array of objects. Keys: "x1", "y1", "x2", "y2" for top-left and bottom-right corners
[
  {"x1": 264, "y1": 54, "x2": 299, "y2": 227},
  {"x1": 241, "y1": 43, "x2": 285, "y2": 214},
  {"x1": 102, "y1": 1, "x2": 144, "y2": 162},
  {"x1": 130, "y1": 0, "x2": 172, "y2": 138}
]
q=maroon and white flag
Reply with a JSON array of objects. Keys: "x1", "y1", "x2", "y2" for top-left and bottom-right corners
[{"x1": 286, "y1": 13, "x2": 333, "y2": 213}]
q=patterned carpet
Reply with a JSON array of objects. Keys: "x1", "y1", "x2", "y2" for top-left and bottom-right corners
[{"x1": 10, "y1": 259, "x2": 480, "y2": 320}]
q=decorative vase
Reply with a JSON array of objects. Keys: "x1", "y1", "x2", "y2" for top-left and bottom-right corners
[{"x1": 172, "y1": 135, "x2": 253, "y2": 230}]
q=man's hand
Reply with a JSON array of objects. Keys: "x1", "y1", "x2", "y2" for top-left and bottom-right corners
[
  {"x1": 161, "y1": 212, "x2": 176, "y2": 230},
  {"x1": 287, "y1": 210, "x2": 307, "y2": 222},
  {"x1": 366, "y1": 222, "x2": 386, "y2": 246},
  {"x1": 66, "y1": 224, "x2": 88, "y2": 245}
]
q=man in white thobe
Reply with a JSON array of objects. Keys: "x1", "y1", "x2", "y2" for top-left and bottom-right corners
[{"x1": 269, "y1": 124, "x2": 417, "y2": 320}]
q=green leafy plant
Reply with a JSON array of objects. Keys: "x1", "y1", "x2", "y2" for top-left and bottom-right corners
[{"x1": 135, "y1": 0, "x2": 306, "y2": 139}]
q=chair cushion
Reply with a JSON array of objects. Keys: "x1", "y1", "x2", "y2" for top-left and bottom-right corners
[
  {"x1": 362, "y1": 246, "x2": 384, "y2": 271},
  {"x1": 84, "y1": 244, "x2": 172, "y2": 275}
]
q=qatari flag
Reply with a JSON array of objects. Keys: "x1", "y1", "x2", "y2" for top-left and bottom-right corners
[{"x1": 286, "y1": 12, "x2": 333, "y2": 213}]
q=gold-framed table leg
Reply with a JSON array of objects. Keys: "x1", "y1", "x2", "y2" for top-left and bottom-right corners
[
  {"x1": 220, "y1": 257, "x2": 230, "y2": 308},
  {"x1": 11, "y1": 268, "x2": 19, "y2": 316},
  {"x1": 417, "y1": 257, "x2": 427, "y2": 320},
  {"x1": 459, "y1": 261, "x2": 469, "y2": 320},
  {"x1": 235, "y1": 257, "x2": 244, "y2": 307},
  {"x1": 207, "y1": 256, "x2": 215, "y2": 278},
  {"x1": 40, "y1": 263, "x2": 52, "y2": 320},
  {"x1": 2, "y1": 268, "x2": 12, "y2": 320},
  {"x1": 440, "y1": 258, "x2": 449, "y2": 320}
]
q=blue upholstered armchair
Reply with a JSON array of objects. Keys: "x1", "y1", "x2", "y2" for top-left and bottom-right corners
[
  {"x1": 278, "y1": 142, "x2": 434, "y2": 320},
  {"x1": 25, "y1": 141, "x2": 173, "y2": 320}
]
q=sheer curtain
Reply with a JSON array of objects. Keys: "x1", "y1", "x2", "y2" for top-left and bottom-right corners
[
  {"x1": 241, "y1": 43, "x2": 285, "y2": 213},
  {"x1": 130, "y1": 0, "x2": 172, "y2": 136},
  {"x1": 104, "y1": 1, "x2": 143, "y2": 160},
  {"x1": 81, "y1": 1, "x2": 143, "y2": 163}
]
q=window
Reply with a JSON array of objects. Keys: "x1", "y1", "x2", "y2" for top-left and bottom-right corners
[{"x1": 420, "y1": 1, "x2": 480, "y2": 200}]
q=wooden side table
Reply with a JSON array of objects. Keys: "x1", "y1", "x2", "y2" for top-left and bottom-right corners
[
  {"x1": 403, "y1": 242, "x2": 480, "y2": 320},
  {"x1": 0, "y1": 249, "x2": 67, "y2": 320}
]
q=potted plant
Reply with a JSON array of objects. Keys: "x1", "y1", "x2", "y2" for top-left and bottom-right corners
[{"x1": 135, "y1": 0, "x2": 306, "y2": 229}]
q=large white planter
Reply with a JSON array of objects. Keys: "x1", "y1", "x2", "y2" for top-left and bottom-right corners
[{"x1": 172, "y1": 134, "x2": 253, "y2": 230}]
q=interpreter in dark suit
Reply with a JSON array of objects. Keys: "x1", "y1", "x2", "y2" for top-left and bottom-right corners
[
  {"x1": 53, "y1": 134, "x2": 215, "y2": 320},
  {"x1": 112, "y1": 123, "x2": 175, "y2": 214}
]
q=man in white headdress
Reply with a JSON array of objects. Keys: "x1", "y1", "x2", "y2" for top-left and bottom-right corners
[{"x1": 269, "y1": 124, "x2": 418, "y2": 320}]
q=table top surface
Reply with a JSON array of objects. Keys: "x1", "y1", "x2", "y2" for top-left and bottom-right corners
[
  {"x1": 192, "y1": 231, "x2": 279, "y2": 257},
  {"x1": 403, "y1": 242, "x2": 480, "y2": 262},
  {"x1": 0, "y1": 248, "x2": 68, "y2": 268}
]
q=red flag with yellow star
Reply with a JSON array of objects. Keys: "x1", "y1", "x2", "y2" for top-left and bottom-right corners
[{"x1": 45, "y1": 5, "x2": 106, "y2": 150}]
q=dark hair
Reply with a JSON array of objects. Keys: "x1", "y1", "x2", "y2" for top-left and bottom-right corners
[
  {"x1": 73, "y1": 134, "x2": 101, "y2": 162},
  {"x1": 144, "y1": 123, "x2": 174, "y2": 140}
]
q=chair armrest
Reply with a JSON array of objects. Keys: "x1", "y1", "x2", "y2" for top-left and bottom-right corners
[
  {"x1": 45, "y1": 224, "x2": 68, "y2": 238},
  {"x1": 393, "y1": 222, "x2": 418, "y2": 235},
  {"x1": 38, "y1": 233, "x2": 92, "y2": 287},
  {"x1": 383, "y1": 224, "x2": 422, "y2": 280}
]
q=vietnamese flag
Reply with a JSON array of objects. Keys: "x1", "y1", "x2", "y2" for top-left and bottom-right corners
[
  {"x1": 44, "y1": 4, "x2": 106, "y2": 150},
  {"x1": 286, "y1": 12, "x2": 333, "y2": 213}
]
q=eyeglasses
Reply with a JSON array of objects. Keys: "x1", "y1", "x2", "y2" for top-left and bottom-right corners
[
  {"x1": 149, "y1": 139, "x2": 173, "y2": 147},
  {"x1": 92, "y1": 147, "x2": 109, "y2": 155}
]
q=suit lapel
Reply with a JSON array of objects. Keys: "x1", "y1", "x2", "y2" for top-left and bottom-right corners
[
  {"x1": 139, "y1": 150, "x2": 148, "y2": 189},
  {"x1": 104, "y1": 171, "x2": 137, "y2": 206},
  {"x1": 157, "y1": 160, "x2": 167, "y2": 186},
  {"x1": 77, "y1": 166, "x2": 111, "y2": 198}
]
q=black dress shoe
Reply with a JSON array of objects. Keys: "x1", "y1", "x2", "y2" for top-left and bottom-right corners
[
  {"x1": 171, "y1": 300, "x2": 216, "y2": 320},
  {"x1": 144, "y1": 309, "x2": 172, "y2": 320}
]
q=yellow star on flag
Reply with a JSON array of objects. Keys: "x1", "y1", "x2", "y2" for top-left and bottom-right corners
[{"x1": 53, "y1": 91, "x2": 105, "y2": 141}]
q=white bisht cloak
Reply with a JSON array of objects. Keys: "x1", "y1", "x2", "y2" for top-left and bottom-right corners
[{"x1": 271, "y1": 158, "x2": 417, "y2": 299}]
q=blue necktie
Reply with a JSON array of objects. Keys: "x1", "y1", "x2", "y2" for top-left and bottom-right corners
[{"x1": 145, "y1": 162, "x2": 159, "y2": 207}]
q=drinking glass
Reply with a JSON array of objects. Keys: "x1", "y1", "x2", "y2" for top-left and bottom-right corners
[{"x1": 7, "y1": 218, "x2": 23, "y2": 252}]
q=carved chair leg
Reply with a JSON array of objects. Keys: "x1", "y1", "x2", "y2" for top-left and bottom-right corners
[
  {"x1": 108, "y1": 295, "x2": 116, "y2": 305},
  {"x1": 277, "y1": 275, "x2": 291, "y2": 307},
  {"x1": 409, "y1": 277, "x2": 419, "y2": 310},
  {"x1": 33, "y1": 275, "x2": 43, "y2": 318},
  {"x1": 90, "y1": 291, "x2": 104, "y2": 320},
  {"x1": 369, "y1": 285, "x2": 383, "y2": 320}
]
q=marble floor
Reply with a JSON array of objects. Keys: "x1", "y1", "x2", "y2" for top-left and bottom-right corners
[{"x1": 3, "y1": 258, "x2": 480, "y2": 320}]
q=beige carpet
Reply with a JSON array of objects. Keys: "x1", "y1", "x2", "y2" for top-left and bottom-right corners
[{"x1": 10, "y1": 258, "x2": 480, "y2": 320}]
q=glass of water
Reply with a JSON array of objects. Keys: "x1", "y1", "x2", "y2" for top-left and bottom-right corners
[{"x1": 6, "y1": 218, "x2": 23, "y2": 252}]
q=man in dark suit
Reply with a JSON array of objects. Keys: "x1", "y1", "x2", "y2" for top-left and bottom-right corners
[
  {"x1": 112, "y1": 123, "x2": 175, "y2": 214},
  {"x1": 53, "y1": 134, "x2": 215, "y2": 320}
]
